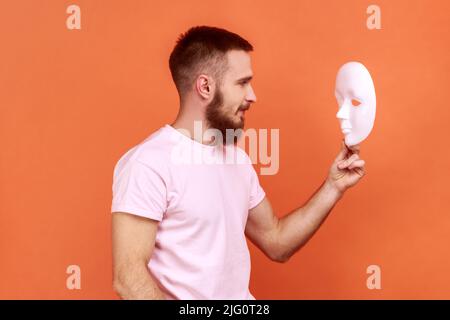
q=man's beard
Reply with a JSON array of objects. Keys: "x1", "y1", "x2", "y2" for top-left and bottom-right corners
[{"x1": 205, "y1": 89, "x2": 247, "y2": 145}]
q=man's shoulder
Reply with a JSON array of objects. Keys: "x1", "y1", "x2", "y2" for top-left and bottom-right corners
[
  {"x1": 114, "y1": 125, "x2": 175, "y2": 171},
  {"x1": 230, "y1": 145, "x2": 253, "y2": 165}
]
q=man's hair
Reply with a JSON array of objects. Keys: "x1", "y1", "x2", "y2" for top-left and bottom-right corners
[{"x1": 169, "y1": 26, "x2": 253, "y2": 98}]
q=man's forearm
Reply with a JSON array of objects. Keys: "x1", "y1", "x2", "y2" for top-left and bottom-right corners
[
  {"x1": 276, "y1": 179, "x2": 343, "y2": 261},
  {"x1": 113, "y1": 264, "x2": 166, "y2": 300}
]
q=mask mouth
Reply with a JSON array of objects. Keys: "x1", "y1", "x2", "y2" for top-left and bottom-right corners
[
  {"x1": 340, "y1": 119, "x2": 352, "y2": 132},
  {"x1": 341, "y1": 123, "x2": 352, "y2": 134},
  {"x1": 341, "y1": 128, "x2": 352, "y2": 134}
]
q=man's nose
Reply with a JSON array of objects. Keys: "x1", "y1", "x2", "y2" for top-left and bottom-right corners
[
  {"x1": 336, "y1": 102, "x2": 350, "y2": 120},
  {"x1": 246, "y1": 84, "x2": 257, "y2": 103}
]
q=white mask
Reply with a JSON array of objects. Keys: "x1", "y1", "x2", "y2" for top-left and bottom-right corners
[{"x1": 335, "y1": 61, "x2": 376, "y2": 147}]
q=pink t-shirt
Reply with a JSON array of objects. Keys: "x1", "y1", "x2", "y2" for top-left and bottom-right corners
[{"x1": 111, "y1": 124, "x2": 266, "y2": 300}]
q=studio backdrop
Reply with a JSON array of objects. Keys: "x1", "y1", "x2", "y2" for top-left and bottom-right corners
[{"x1": 1, "y1": 0, "x2": 449, "y2": 299}]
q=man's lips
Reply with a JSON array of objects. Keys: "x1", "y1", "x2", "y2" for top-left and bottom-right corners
[{"x1": 238, "y1": 105, "x2": 250, "y2": 113}]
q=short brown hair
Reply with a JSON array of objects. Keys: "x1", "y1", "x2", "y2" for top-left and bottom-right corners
[{"x1": 169, "y1": 26, "x2": 253, "y2": 97}]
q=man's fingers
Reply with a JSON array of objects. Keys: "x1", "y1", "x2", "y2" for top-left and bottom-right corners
[
  {"x1": 348, "y1": 144, "x2": 361, "y2": 155},
  {"x1": 348, "y1": 159, "x2": 365, "y2": 170},
  {"x1": 353, "y1": 167, "x2": 365, "y2": 177},
  {"x1": 337, "y1": 153, "x2": 360, "y2": 169},
  {"x1": 335, "y1": 140, "x2": 349, "y2": 162}
]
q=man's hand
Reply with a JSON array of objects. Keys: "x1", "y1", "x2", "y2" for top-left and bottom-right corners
[{"x1": 327, "y1": 140, "x2": 366, "y2": 193}]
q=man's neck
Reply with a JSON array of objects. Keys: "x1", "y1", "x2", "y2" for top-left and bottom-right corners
[{"x1": 170, "y1": 115, "x2": 216, "y2": 146}]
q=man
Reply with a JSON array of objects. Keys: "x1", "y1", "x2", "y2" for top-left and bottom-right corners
[{"x1": 111, "y1": 26, "x2": 365, "y2": 300}]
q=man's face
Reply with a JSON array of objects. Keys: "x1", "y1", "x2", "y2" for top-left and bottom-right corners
[{"x1": 205, "y1": 50, "x2": 257, "y2": 141}]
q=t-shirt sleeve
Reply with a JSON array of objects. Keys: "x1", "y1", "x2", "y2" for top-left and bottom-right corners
[
  {"x1": 248, "y1": 160, "x2": 266, "y2": 210},
  {"x1": 111, "y1": 159, "x2": 167, "y2": 221}
]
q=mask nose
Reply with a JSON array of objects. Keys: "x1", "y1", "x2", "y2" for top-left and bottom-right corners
[{"x1": 336, "y1": 101, "x2": 351, "y2": 120}]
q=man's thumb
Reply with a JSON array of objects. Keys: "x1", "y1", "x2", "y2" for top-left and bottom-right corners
[{"x1": 336, "y1": 140, "x2": 349, "y2": 162}]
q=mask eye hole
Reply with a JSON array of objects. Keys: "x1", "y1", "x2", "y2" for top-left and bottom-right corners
[{"x1": 351, "y1": 99, "x2": 361, "y2": 107}]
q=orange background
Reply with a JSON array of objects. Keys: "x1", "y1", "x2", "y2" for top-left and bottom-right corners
[{"x1": 1, "y1": 0, "x2": 449, "y2": 299}]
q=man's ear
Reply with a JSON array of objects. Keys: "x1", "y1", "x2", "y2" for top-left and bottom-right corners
[{"x1": 196, "y1": 74, "x2": 213, "y2": 100}]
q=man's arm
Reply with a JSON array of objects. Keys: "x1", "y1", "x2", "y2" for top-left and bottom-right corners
[
  {"x1": 112, "y1": 212, "x2": 166, "y2": 299},
  {"x1": 245, "y1": 140, "x2": 365, "y2": 263}
]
